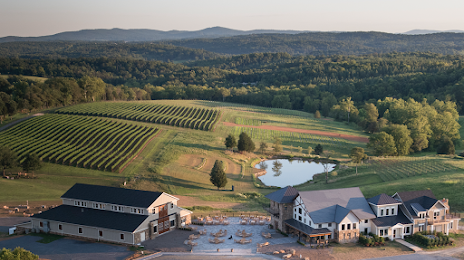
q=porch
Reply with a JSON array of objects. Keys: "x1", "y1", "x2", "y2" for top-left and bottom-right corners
[{"x1": 284, "y1": 219, "x2": 332, "y2": 247}]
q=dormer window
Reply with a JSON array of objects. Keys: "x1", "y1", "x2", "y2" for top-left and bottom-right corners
[
  {"x1": 381, "y1": 209, "x2": 384, "y2": 216},
  {"x1": 386, "y1": 209, "x2": 389, "y2": 215},
  {"x1": 392, "y1": 208, "x2": 395, "y2": 215}
]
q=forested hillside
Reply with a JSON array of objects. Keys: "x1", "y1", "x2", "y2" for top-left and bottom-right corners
[
  {"x1": 1, "y1": 53, "x2": 464, "y2": 112},
  {"x1": 0, "y1": 42, "x2": 220, "y2": 62},
  {"x1": 163, "y1": 32, "x2": 464, "y2": 55}
]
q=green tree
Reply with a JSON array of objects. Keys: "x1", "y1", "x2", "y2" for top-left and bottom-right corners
[
  {"x1": 210, "y1": 160, "x2": 228, "y2": 190},
  {"x1": 307, "y1": 146, "x2": 313, "y2": 155},
  {"x1": 314, "y1": 110, "x2": 321, "y2": 119},
  {"x1": 350, "y1": 147, "x2": 368, "y2": 175},
  {"x1": 21, "y1": 153, "x2": 42, "y2": 173},
  {"x1": 224, "y1": 134, "x2": 237, "y2": 151},
  {"x1": 0, "y1": 247, "x2": 38, "y2": 260},
  {"x1": 314, "y1": 144, "x2": 323, "y2": 155},
  {"x1": 367, "y1": 132, "x2": 397, "y2": 156},
  {"x1": 383, "y1": 124, "x2": 413, "y2": 156},
  {"x1": 259, "y1": 142, "x2": 268, "y2": 154},
  {"x1": 437, "y1": 136, "x2": 455, "y2": 155},
  {"x1": 271, "y1": 95, "x2": 292, "y2": 109},
  {"x1": 237, "y1": 132, "x2": 255, "y2": 153},
  {"x1": 272, "y1": 137, "x2": 283, "y2": 154},
  {"x1": 297, "y1": 146, "x2": 303, "y2": 154},
  {"x1": 0, "y1": 146, "x2": 17, "y2": 177}
]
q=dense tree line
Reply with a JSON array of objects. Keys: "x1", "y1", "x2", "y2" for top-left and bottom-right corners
[
  {"x1": 0, "y1": 42, "x2": 220, "y2": 62},
  {"x1": 163, "y1": 32, "x2": 464, "y2": 55}
]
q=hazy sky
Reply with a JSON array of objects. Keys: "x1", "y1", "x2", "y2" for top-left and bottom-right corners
[{"x1": 1, "y1": 0, "x2": 464, "y2": 37}]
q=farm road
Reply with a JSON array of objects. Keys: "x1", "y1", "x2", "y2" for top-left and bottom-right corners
[
  {"x1": 223, "y1": 122, "x2": 369, "y2": 143},
  {"x1": 0, "y1": 113, "x2": 44, "y2": 132}
]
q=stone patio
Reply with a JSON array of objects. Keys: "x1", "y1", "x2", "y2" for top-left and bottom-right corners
[{"x1": 189, "y1": 217, "x2": 297, "y2": 254}]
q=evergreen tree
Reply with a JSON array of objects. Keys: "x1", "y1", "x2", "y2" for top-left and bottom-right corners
[
  {"x1": 22, "y1": 153, "x2": 42, "y2": 173},
  {"x1": 210, "y1": 160, "x2": 227, "y2": 190},
  {"x1": 224, "y1": 134, "x2": 237, "y2": 151},
  {"x1": 314, "y1": 144, "x2": 323, "y2": 155},
  {"x1": 237, "y1": 132, "x2": 255, "y2": 153}
]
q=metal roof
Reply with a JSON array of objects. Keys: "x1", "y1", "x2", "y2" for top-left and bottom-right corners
[
  {"x1": 32, "y1": 205, "x2": 149, "y2": 232},
  {"x1": 367, "y1": 194, "x2": 400, "y2": 205},
  {"x1": 298, "y1": 187, "x2": 376, "y2": 224},
  {"x1": 285, "y1": 219, "x2": 331, "y2": 236},
  {"x1": 264, "y1": 186, "x2": 299, "y2": 203},
  {"x1": 61, "y1": 183, "x2": 163, "y2": 208},
  {"x1": 371, "y1": 210, "x2": 413, "y2": 227}
]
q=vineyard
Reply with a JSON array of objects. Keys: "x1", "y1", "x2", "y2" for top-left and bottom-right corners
[
  {"x1": 0, "y1": 114, "x2": 160, "y2": 172},
  {"x1": 234, "y1": 117, "x2": 262, "y2": 126},
  {"x1": 232, "y1": 126, "x2": 358, "y2": 150},
  {"x1": 55, "y1": 102, "x2": 221, "y2": 131},
  {"x1": 341, "y1": 157, "x2": 461, "y2": 182}
]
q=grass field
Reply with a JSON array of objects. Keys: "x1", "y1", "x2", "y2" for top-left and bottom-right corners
[{"x1": 1, "y1": 100, "x2": 463, "y2": 214}]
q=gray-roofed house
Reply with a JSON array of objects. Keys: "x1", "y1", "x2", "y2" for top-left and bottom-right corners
[
  {"x1": 265, "y1": 186, "x2": 460, "y2": 244},
  {"x1": 264, "y1": 185, "x2": 299, "y2": 231},
  {"x1": 292, "y1": 187, "x2": 376, "y2": 243},
  {"x1": 393, "y1": 190, "x2": 460, "y2": 235},
  {"x1": 30, "y1": 183, "x2": 192, "y2": 245},
  {"x1": 367, "y1": 193, "x2": 413, "y2": 240}
]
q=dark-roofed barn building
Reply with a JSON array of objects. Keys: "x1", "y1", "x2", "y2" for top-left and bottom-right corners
[{"x1": 30, "y1": 183, "x2": 192, "y2": 245}]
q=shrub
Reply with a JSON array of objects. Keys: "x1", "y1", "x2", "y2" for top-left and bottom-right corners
[{"x1": 330, "y1": 171, "x2": 338, "y2": 177}]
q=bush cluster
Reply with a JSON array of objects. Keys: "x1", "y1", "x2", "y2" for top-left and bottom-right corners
[
  {"x1": 359, "y1": 233, "x2": 385, "y2": 247},
  {"x1": 409, "y1": 231, "x2": 453, "y2": 248}
]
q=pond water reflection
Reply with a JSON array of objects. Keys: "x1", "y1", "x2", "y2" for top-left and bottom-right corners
[{"x1": 256, "y1": 159, "x2": 336, "y2": 187}]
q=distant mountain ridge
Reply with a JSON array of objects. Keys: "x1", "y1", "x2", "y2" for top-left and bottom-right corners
[
  {"x1": 0, "y1": 27, "x2": 309, "y2": 43},
  {"x1": 402, "y1": 29, "x2": 464, "y2": 35}
]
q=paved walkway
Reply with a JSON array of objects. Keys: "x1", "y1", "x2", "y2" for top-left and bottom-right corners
[{"x1": 395, "y1": 239, "x2": 422, "y2": 252}]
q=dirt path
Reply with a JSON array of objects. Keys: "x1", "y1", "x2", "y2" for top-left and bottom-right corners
[
  {"x1": 0, "y1": 113, "x2": 44, "y2": 132},
  {"x1": 223, "y1": 122, "x2": 369, "y2": 143}
]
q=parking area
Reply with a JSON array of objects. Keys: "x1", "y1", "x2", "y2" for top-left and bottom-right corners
[{"x1": 0, "y1": 235, "x2": 133, "y2": 260}]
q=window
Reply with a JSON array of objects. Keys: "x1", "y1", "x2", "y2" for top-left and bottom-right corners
[
  {"x1": 392, "y1": 208, "x2": 395, "y2": 215},
  {"x1": 347, "y1": 224, "x2": 351, "y2": 230},
  {"x1": 318, "y1": 224, "x2": 322, "y2": 228},
  {"x1": 303, "y1": 218, "x2": 306, "y2": 223},
  {"x1": 99, "y1": 231, "x2": 103, "y2": 237},
  {"x1": 171, "y1": 203, "x2": 174, "y2": 208},
  {"x1": 434, "y1": 211, "x2": 439, "y2": 219},
  {"x1": 298, "y1": 216, "x2": 302, "y2": 221},
  {"x1": 294, "y1": 208, "x2": 296, "y2": 212},
  {"x1": 405, "y1": 227, "x2": 410, "y2": 234},
  {"x1": 328, "y1": 235, "x2": 331, "y2": 239},
  {"x1": 419, "y1": 224, "x2": 425, "y2": 232},
  {"x1": 380, "y1": 230, "x2": 384, "y2": 236},
  {"x1": 353, "y1": 223, "x2": 356, "y2": 229},
  {"x1": 364, "y1": 219, "x2": 368, "y2": 223},
  {"x1": 120, "y1": 234, "x2": 124, "y2": 240},
  {"x1": 170, "y1": 220, "x2": 175, "y2": 227},
  {"x1": 328, "y1": 223, "x2": 332, "y2": 227},
  {"x1": 153, "y1": 225, "x2": 158, "y2": 233},
  {"x1": 386, "y1": 209, "x2": 389, "y2": 215},
  {"x1": 385, "y1": 229, "x2": 388, "y2": 235},
  {"x1": 341, "y1": 224, "x2": 345, "y2": 230},
  {"x1": 381, "y1": 209, "x2": 384, "y2": 216},
  {"x1": 309, "y1": 221, "x2": 311, "y2": 226},
  {"x1": 451, "y1": 222, "x2": 453, "y2": 229},
  {"x1": 58, "y1": 224, "x2": 62, "y2": 230},
  {"x1": 39, "y1": 222, "x2": 43, "y2": 227},
  {"x1": 299, "y1": 208, "x2": 302, "y2": 214},
  {"x1": 78, "y1": 227, "x2": 83, "y2": 234},
  {"x1": 294, "y1": 214, "x2": 296, "y2": 218}
]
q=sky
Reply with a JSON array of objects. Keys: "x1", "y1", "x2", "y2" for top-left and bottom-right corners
[{"x1": 1, "y1": 0, "x2": 464, "y2": 37}]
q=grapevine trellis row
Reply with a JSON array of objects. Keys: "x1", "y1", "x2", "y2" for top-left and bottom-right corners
[
  {"x1": 232, "y1": 126, "x2": 351, "y2": 148},
  {"x1": 0, "y1": 114, "x2": 160, "y2": 172},
  {"x1": 55, "y1": 103, "x2": 221, "y2": 131},
  {"x1": 359, "y1": 158, "x2": 460, "y2": 182}
]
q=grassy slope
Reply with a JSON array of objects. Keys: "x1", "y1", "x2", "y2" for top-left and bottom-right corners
[{"x1": 2, "y1": 100, "x2": 462, "y2": 213}]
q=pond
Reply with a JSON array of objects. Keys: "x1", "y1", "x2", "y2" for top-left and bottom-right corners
[{"x1": 255, "y1": 159, "x2": 336, "y2": 187}]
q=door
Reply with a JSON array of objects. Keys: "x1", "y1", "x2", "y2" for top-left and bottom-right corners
[
  {"x1": 364, "y1": 228, "x2": 368, "y2": 235},
  {"x1": 140, "y1": 232, "x2": 145, "y2": 242},
  {"x1": 159, "y1": 217, "x2": 169, "y2": 234}
]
